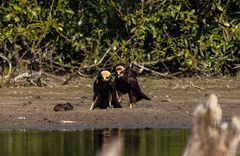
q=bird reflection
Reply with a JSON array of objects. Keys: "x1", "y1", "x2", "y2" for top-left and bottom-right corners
[{"x1": 95, "y1": 128, "x2": 123, "y2": 156}]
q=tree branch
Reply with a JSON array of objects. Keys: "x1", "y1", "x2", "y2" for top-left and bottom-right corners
[{"x1": 132, "y1": 62, "x2": 172, "y2": 78}]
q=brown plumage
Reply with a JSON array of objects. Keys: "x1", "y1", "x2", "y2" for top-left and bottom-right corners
[
  {"x1": 115, "y1": 66, "x2": 150, "y2": 108},
  {"x1": 90, "y1": 70, "x2": 122, "y2": 110}
]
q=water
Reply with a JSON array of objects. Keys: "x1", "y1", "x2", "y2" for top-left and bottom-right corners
[{"x1": 0, "y1": 129, "x2": 189, "y2": 156}]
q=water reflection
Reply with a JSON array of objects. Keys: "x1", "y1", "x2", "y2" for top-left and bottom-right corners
[
  {"x1": 0, "y1": 129, "x2": 189, "y2": 156},
  {"x1": 96, "y1": 129, "x2": 123, "y2": 156}
]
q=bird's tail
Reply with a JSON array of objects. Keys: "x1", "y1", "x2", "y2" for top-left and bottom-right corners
[{"x1": 136, "y1": 92, "x2": 151, "y2": 102}]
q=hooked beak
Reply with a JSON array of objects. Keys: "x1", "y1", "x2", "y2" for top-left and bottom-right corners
[
  {"x1": 117, "y1": 72, "x2": 123, "y2": 78},
  {"x1": 102, "y1": 76, "x2": 110, "y2": 81}
]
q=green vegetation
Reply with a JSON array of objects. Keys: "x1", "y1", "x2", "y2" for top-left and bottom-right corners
[{"x1": 0, "y1": 0, "x2": 240, "y2": 77}]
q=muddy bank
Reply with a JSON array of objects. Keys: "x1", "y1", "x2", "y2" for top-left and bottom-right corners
[{"x1": 0, "y1": 77, "x2": 239, "y2": 130}]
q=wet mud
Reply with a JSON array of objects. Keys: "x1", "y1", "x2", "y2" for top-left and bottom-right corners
[{"x1": 0, "y1": 77, "x2": 239, "y2": 130}]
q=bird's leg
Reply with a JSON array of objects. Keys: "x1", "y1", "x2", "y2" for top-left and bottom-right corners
[
  {"x1": 116, "y1": 91, "x2": 122, "y2": 102},
  {"x1": 90, "y1": 97, "x2": 98, "y2": 110},
  {"x1": 89, "y1": 102, "x2": 96, "y2": 110},
  {"x1": 129, "y1": 103, "x2": 133, "y2": 109},
  {"x1": 109, "y1": 91, "x2": 113, "y2": 108},
  {"x1": 128, "y1": 91, "x2": 136, "y2": 109}
]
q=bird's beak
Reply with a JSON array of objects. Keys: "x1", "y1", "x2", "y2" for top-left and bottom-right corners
[
  {"x1": 102, "y1": 75, "x2": 111, "y2": 81},
  {"x1": 117, "y1": 73, "x2": 123, "y2": 78},
  {"x1": 103, "y1": 77, "x2": 110, "y2": 81},
  {"x1": 116, "y1": 71, "x2": 121, "y2": 77}
]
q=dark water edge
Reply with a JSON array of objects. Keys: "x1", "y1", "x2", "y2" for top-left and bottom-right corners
[{"x1": 0, "y1": 128, "x2": 189, "y2": 156}]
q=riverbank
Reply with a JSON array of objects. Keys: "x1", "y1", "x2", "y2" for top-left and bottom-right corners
[{"x1": 0, "y1": 76, "x2": 239, "y2": 130}]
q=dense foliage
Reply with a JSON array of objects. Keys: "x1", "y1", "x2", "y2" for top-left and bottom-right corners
[{"x1": 0, "y1": 0, "x2": 240, "y2": 77}]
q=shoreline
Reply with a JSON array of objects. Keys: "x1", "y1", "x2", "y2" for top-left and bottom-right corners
[{"x1": 0, "y1": 77, "x2": 239, "y2": 131}]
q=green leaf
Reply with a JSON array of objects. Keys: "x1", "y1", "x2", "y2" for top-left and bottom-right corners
[
  {"x1": 12, "y1": 4, "x2": 22, "y2": 11},
  {"x1": 66, "y1": 9, "x2": 74, "y2": 15},
  {"x1": 216, "y1": 5, "x2": 223, "y2": 12},
  {"x1": 131, "y1": 18, "x2": 136, "y2": 25},
  {"x1": 18, "y1": 27, "x2": 26, "y2": 32},
  {"x1": 4, "y1": 14, "x2": 12, "y2": 21},
  {"x1": 58, "y1": 26, "x2": 63, "y2": 31},
  {"x1": 223, "y1": 22, "x2": 230, "y2": 27},
  {"x1": 14, "y1": 16, "x2": 20, "y2": 23}
]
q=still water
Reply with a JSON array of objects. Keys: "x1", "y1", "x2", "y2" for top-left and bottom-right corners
[{"x1": 0, "y1": 129, "x2": 189, "y2": 156}]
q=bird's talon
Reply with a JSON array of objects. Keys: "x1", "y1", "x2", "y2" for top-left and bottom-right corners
[{"x1": 129, "y1": 104, "x2": 133, "y2": 109}]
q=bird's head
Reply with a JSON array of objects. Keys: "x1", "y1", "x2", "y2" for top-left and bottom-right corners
[
  {"x1": 100, "y1": 70, "x2": 111, "y2": 82},
  {"x1": 116, "y1": 66, "x2": 125, "y2": 77}
]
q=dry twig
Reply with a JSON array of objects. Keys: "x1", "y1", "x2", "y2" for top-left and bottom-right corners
[
  {"x1": 62, "y1": 71, "x2": 91, "y2": 85},
  {"x1": 186, "y1": 80, "x2": 205, "y2": 90},
  {"x1": 132, "y1": 62, "x2": 172, "y2": 78},
  {"x1": 0, "y1": 54, "x2": 12, "y2": 80}
]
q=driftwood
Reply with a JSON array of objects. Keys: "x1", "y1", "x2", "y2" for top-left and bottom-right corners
[
  {"x1": 14, "y1": 72, "x2": 31, "y2": 82},
  {"x1": 187, "y1": 80, "x2": 205, "y2": 90},
  {"x1": 172, "y1": 80, "x2": 205, "y2": 90},
  {"x1": 183, "y1": 94, "x2": 240, "y2": 156},
  {"x1": 13, "y1": 69, "x2": 44, "y2": 86}
]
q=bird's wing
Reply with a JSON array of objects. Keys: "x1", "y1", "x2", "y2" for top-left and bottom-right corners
[
  {"x1": 93, "y1": 79, "x2": 98, "y2": 91},
  {"x1": 127, "y1": 76, "x2": 141, "y2": 91},
  {"x1": 93, "y1": 79, "x2": 99, "y2": 101}
]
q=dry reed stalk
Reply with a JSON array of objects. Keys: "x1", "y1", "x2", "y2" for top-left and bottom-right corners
[{"x1": 183, "y1": 94, "x2": 240, "y2": 156}]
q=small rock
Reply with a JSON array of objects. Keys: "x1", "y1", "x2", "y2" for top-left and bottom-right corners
[
  {"x1": 161, "y1": 98, "x2": 172, "y2": 102},
  {"x1": 35, "y1": 95, "x2": 42, "y2": 99},
  {"x1": 81, "y1": 96, "x2": 88, "y2": 99},
  {"x1": 86, "y1": 84, "x2": 92, "y2": 88},
  {"x1": 18, "y1": 116, "x2": 26, "y2": 120},
  {"x1": 61, "y1": 120, "x2": 76, "y2": 124},
  {"x1": 53, "y1": 102, "x2": 74, "y2": 111}
]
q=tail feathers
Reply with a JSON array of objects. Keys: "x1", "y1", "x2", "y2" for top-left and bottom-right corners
[
  {"x1": 136, "y1": 92, "x2": 151, "y2": 102},
  {"x1": 113, "y1": 103, "x2": 122, "y2": 108},
  {"x1": 112, "y1": 99, "x2": 122, "y2": 108},
  {"x1": 141, "y1": 92, "x2": 151, "y2": 100}
]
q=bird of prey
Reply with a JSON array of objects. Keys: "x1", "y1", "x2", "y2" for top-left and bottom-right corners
[
  {"x1": 90, "y1": 70, "x2": 122, "y2": 110},
  {"x1": 115, "y1": 65, "x2": 150, "y2": 108}
]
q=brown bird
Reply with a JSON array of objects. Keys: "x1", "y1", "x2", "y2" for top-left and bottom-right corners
[
  {"x1": 90, "y1": 70, "x2": 122, "y2": 110},
  {"x1": 115, "y1": 65, "x2": 150, "y2": 108}
]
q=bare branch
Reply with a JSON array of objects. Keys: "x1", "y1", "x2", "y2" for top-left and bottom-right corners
[
  {"x1": 132, "y1": 62, "x2": 172, "y2": 78},
  {"x1": 186, "y1": 80, "x2": 205, "y2": 90},
  {"x1": 62, "y1": 71, "x2": 91, "y2": 85},
  {"x1": 0, "y1": 53, "x2": 12, "y2": 79}
]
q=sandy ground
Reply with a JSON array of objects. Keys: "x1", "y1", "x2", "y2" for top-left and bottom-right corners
[{"x1": 0, "y1": 76, "x2": 239, "y2": 130}]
